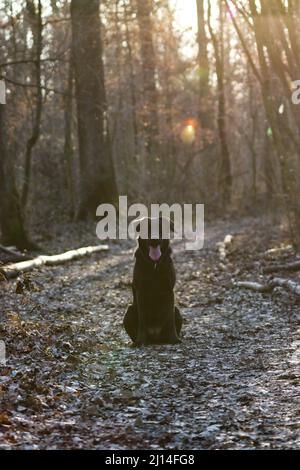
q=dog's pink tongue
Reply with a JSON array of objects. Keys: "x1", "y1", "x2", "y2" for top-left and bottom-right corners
[{"x1": 149, "y1": 245, "x2": 161, "y2": 261}]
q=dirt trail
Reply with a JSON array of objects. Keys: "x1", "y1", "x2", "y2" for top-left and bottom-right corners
[{"x1": 0, "y1": 217, "x2": 299, "y2": 449}]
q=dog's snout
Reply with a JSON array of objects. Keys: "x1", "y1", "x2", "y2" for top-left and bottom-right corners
[{"x1": 149, "y1": 239, "x2": 160, "y2": 247}]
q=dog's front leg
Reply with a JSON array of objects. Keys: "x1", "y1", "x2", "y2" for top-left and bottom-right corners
[
  {"x1": 135, "y1": 291, "x2": 148, "y2": 346},
  {"x1": 168, "y1": 320, "x2": 181, "y2": 344},
  {"x1": 165, "y1": 295, "x2": 181, "y2": 344},
  {"x1": 167, "y1": 315, "x2": 181, "y2": 344}
]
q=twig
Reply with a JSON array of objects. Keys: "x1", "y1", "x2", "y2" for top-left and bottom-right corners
[
  {"x1": 0, "y1": 75, "x2": 72, "y2": 97},
  {"x1": 0, "y1": 57, "x2": 63, "y2": 68}
]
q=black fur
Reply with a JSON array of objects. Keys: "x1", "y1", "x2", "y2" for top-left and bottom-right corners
[{"x1": 123, "y1": 217, "x2": 182, "y2": 345}]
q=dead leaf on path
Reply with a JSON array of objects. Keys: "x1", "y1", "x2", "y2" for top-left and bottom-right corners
[{"x1": 0, "y1": 412, "x2": 12, "y2": 426}]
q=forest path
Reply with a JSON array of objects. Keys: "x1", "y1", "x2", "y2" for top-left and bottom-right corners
[{"x1": 0, "y1": 217, "x2": 299, "y2": 449}]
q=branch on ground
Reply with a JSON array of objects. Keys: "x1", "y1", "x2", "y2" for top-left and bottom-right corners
[
  {"x1": 263, "y1": 260, "x2": 300, "y2": 273},
  {"x1": 233, "y1": 278, "x2": 300, "y2": 296},
  {"x1": 0, "y1": 245, "x2": 109, "y2": 280}
]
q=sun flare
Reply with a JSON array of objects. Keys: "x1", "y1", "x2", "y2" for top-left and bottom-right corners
[
  {"x1": 181, "y1": 124, "x2": 196, "y2": 144},
  {"x1": 172, "y1": 0, "x2": 219, "y2": 34}
]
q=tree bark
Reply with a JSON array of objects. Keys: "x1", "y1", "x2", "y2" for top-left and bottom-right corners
[
  {"x1": 22, "y1": 0, "x2": 43, "y2": 208},
  {"x1": 207, "y1": 1, "x2": 232, "y2": 207},
  {"x1": 123, "y1": 1, "x2": 138, "y2": 158},
  {"x1": 0, "y1": 104, "x2": 30, "y2": 249},
  {"x1": 64, "y1": 54, "x2": 75, "y2": 218},
  {"x1": 136, "y1": 0, "x2": 160, "y2": 193},
  {"x1": 196, "y1": 0, "x2": 210, "y2": 129},
  {"x1": 248, "y1": 0, "x2": 299, "y2": 246},
  {"x1": 71, "y1": 0, "x2": 117, "y2": 219}
]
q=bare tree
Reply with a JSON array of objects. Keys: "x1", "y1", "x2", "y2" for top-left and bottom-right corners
[
  {"x1": 71, "y1": 0, "x2": 117, "y2": 218},
  {"x1": 63, "y1": 53, "x2": 75, "y2": 218},
  {"x1": 22, "y1": 0, "x2": 43, "y2": 208},
  {"x1": 0, "y1": 104, "x2": 30, "y2": 249},
  {"x1": 207, "y1": 1, "x2": 232, "y2": 207},
  {"x1": 196, "y1": 0, "x2": 210, "y2": 129},
  {"x1": 136, "y1": 0, "x2": 160, "y2": 192}
]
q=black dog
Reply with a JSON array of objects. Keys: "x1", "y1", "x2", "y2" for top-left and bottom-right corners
[{"x1": 124, "y1": 217, "x2": 182, "y2": 345}]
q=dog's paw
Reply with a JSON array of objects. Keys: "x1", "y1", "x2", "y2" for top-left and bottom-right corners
[
  {"x1": 168, "y1": 336, "x2": 182, "y2": 345},
  {"x1": 135, "y1": 334, "x2": 148, "y2": 346}
]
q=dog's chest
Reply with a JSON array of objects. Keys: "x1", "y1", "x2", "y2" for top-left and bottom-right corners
[{"x1": 133, "y1": 258, "x2": 175, "y2": 288}]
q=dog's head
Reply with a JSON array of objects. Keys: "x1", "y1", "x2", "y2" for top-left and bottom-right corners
[{"x1": 134, "y1": 217, "x2": 174, "y2": 262}]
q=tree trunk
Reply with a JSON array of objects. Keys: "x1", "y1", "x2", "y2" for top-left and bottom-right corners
[
  {"x1": 71, "y1": 0, "x2": 117, "y2": 219},
  {"x1": 22, "y1": 0, "x2": 43, "y2": 208},
  {"x1": 196, "y1": 0, "x2": 211, "y2": 130},
  {"x1": 0, "y1": 104, "x2": 30, "y2": 249},
  {"x1": 136, "y1": 0, "x2": 160, "y2": 194},
  {"x1": 123, "y1": 1, "x2": 138, "y2": 159},
  {"x1": 249, "y1": 0, "x2": 299, "y2": 245},
  {"x1": 64, "y1": 54, "x2": 75, "y2": 218},
  {"x1": 207, "y1": 1, "x2": 232, "y2": 207}
]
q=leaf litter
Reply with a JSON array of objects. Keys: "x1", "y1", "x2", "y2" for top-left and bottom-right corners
[{"x1": 0, "y1": 216, "x2": 299, "y2": 449}]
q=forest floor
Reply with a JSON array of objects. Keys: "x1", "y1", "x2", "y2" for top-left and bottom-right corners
[{"x1": 0, "y1": 215, "x2": 299, "y2": 450}]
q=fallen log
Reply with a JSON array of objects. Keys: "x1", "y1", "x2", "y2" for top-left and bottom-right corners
[
  {"x1": 263, "y1": 260, "x2": 300, "y2": 274},
  {"x1": 0, "y1": 245, "x2": 109, "y2": 280},
  {"x1": 233, "y1": 278, "x2": 300, "y2": 296}
]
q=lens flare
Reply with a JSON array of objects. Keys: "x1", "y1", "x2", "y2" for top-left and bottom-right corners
[{"x1": 181, "y1": 122, "x2": 196, "y2": 144}]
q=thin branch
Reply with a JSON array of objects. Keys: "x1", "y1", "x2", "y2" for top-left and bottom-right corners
[
  {"x1": 0, "y1": 75, "x2": 72, "y2": 97},
  {"x1": 0, "y1": 57, "x2": 64, "y2": 68},
  {"x1": 229, "y1": 0, "x2": 254, "y2": 31},
  {"x1": 42, "y1": 16, "x2": 71, "y2": 28},
  {"x1": 224, "y1": 0, "x2": 262, "y2": 85}
]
